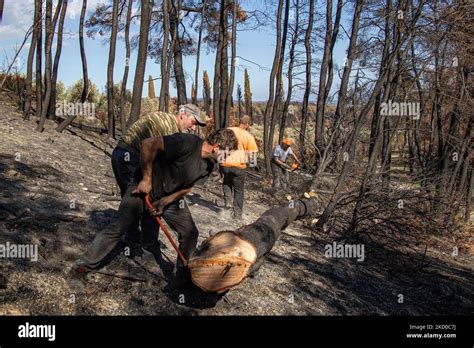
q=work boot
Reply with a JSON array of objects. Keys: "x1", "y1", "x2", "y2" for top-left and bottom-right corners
[
  {"x1": 173, "y1": 267, "x2": 192, "y2": 288},
  {"x1": 67, "y1": 261, "x2": 93, "y2": 293},
  {"x1": 231, "y1": 212, "x2": 243, "y2": 221}
]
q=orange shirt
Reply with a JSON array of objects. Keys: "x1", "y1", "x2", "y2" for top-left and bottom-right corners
[{"x1": 221, "y1": 127, "x2": 258, "y2": 169}]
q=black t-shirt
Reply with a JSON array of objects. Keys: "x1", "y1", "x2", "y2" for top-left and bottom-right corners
[{"x1": 151, "y1": 133, "x2": 213, "y2": 198}]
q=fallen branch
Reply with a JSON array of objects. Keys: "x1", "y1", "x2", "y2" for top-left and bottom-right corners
[{"x1": 96, "y1": 269, "x2": 148, "y2": 282}]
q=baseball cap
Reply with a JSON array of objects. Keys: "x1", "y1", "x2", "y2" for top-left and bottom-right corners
[
  {"x1": 282, "y1": 138, "x2": 293, "y2": 146},
  {"x1": 179, "y1": 104, "x2": 207, "y2": 126}
]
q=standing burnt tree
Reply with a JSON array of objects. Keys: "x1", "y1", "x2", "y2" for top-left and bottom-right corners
[
  {"x1": 128, "y1": 0, "x2": 152, "y2": 126},
  {"x1": 119, "y1": 0, "x2": 133, "y2": 133},
  {"x1": 106, "y1": 0, "x2": 119, "y2": 138},
  {"x1": 79, "y1": 0, "x2": 89, "y2": 103}
]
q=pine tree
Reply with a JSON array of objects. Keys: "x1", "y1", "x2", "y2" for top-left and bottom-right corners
[
  {"x1": 203, "y1": 70, "x2": 211, "y2": 116},
  {"x1": 244, "y1": 68, "x2": 252, "y2": 118},
  {"x1": 191, "y1": 83, "x2": 196, "y2": 104},
  {"x1": 148, "y1": 75, "x2": 155, "y2": 99},
  {"x1": 236, "y1": 84, "x2": 243, "y2": 121}
]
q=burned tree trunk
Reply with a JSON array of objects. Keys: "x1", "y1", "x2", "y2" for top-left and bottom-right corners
[
  {"x1": 225, "y1": 0, "x2": 237, "y2": 124},
  {"x1": 299, "y1": 0, "x2": 314, "y2": 165},
  {"x1": 107, "y1": 0, "x2": 119, "y2": 139},
  {"x1": 79, "y1": 0, "x2": 89, "y2": 103},
  {"x1": 268, "y1": 0, "x2": 290, "y2": 157},
  {"x1": 36, "y1": 0, "x2": 53, "y2": 132},
  {"x1": 170, "y1": 0, "x2": 187, "y2": 106},
  {"x1": 49, "y1": 0, "x2": 68, "y2": 119},
  {"x1": 23, "y1": 8, "x2": 39, "y2": 120},
  {"x1": 189, "y1": 198, "x2": 318, "y2": 293},
  {"x1": 35, "y1": 0, "x2": 43, "y2": 120},
  {"x1": 263, "y1": 0, "x2": 283, "y2": 173},
  {"x1": 193, "y1": 0, "x2": 205, "y2": 106},
  {"x1": 119, "y1": 0, "x2": 132, "y2": 134},
  {"x1": 159, "y1": 0, "x2": 171, "y2": 112},
  {"x1": 128, "y1": 0, "x2": 152, "y2": 127},
  {"x1": 278, "y1": 0, "x2": 299, "y2": 145}
]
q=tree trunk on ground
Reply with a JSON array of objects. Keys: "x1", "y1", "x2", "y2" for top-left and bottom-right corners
[
  {"x1": 79, "y1": 0, "x2": 89, "y2": 103},
  {"x1": 189, "y1": 198, "x2": 319, "y2": 293},
  {"x1": 128, "y1": 0, "x2": 152, "y2": 127},
  {"x1": 119, "y1": 0, "x2": 132, "y2": 134},
  {"x1": 107, "y1": 0, "x2": 119, "y2": 139}
]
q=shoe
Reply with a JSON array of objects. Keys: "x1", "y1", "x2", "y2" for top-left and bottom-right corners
[
  {"x1": 67, "y1": 262, "x2": 92, "y2": 293},
  {"x1": 231, "y1": 212, "x2": 243, "y2": 220},
  {"x1": 173, "y1": 267, "x2": 192, "y2": 288}
]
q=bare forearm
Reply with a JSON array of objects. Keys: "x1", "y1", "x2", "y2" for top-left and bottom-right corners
[
  {"x1": 140, "y1": 137, "x2": 163, "y2": 181},
  {"x1": 273, "y1": 157, "x2": 287, "y2": 168},
  {"x1": 166, "y1": 187, "x2": 192, "y2": 204}
]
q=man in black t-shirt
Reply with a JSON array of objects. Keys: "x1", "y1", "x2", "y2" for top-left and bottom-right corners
[{"x1": 72, "y1": 129, "x2": 238, "y2": 281}]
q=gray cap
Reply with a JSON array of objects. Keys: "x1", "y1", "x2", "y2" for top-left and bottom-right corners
[{"x1": 179, "y1": 104, "x2": 207, "y2": 126}]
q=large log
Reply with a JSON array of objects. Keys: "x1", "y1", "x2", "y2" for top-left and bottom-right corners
[{"x1": 189, "y1": 198, "x2": 318, "y2": 293}]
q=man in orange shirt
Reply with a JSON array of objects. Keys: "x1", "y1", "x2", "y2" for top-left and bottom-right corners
[{"x1": 220, "y1": 115, "x2": 258, "y2": 219}]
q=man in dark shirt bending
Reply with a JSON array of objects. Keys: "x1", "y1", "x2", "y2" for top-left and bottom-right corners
[{"x1": 72, "y1": 129, "x2": 238, "y2": 282}]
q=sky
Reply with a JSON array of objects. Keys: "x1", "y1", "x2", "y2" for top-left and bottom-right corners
[{"x1": 0, "y1": 0, "x2": 351, "y2": 102}]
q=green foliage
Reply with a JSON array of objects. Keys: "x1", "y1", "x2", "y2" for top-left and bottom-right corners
[{"x1": 66, "y1": 79, "x2": 99, "y2": 103}]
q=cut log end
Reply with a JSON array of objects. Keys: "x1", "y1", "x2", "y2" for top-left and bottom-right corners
[{"x1": 188, "y1": 231, "x2": 256, "y2": 293}]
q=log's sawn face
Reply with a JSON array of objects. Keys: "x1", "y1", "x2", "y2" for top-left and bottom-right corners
[
  {"x1": 188, "y1": 198, "x2": 319, "y2": 293},
  {"x1": 188, "y1": 231, "x2": 257, "y2": 293}
]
